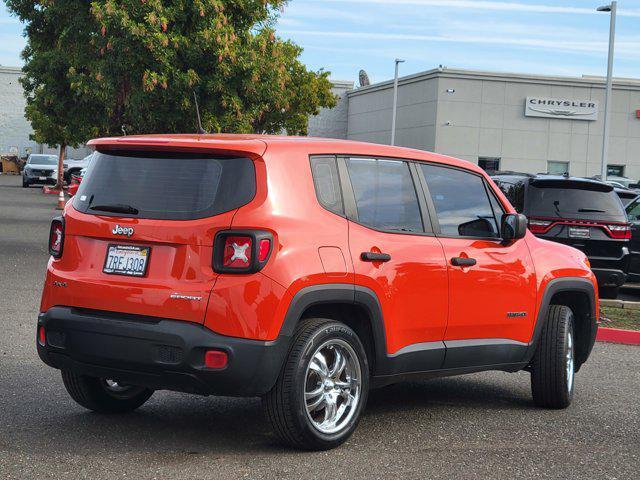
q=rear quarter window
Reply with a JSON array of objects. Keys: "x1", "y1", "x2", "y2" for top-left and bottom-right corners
[
  {"x1": 73, "y1": 151, "x2": 256, "y2": 220},
  {"x1": 310, "y1": 156, "x2": 344, "y2": 215}
]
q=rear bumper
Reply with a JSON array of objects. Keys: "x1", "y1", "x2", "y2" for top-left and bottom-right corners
[
  {"x1": 592, "y1": 268, "x2": 627, "y2": 288},
  {"x1": 590, "y1": 248, "x2": 630, "y2": 288},
  {"x1": 37, "y1": 307, "x2": 289, "y2": 397}
]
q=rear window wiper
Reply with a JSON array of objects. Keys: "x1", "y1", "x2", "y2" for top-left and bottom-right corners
[
  {"x1": 578, "y1": 208, "x2": 606, "y2": 213},
  {"x1": 90, "y1": 203, "x2": 139, "y2": 214}
]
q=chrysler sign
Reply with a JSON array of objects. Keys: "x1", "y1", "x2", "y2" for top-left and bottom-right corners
[{"x1": 525, "y1": 97, "x2": 599, "y2": 121}]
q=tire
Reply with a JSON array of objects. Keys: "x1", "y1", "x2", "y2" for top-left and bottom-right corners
[
  {"x1": 22, "y1": 178, "x2": 29, "y2": 188},
  {"x1": 530, "y1": 305, "x2": 575, "y2": 409},
  {"x1": 61, "y1": 370, "x2": 154, "y2": 414},
  {"x1": 599, "y1": 286, "x2": 619, "y2": 299},
  {"x1": 263, "y1": 318, "x2": 369, "y2": 450}
]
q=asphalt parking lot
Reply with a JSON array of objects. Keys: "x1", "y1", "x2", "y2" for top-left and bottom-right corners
[{"x1": 0, "y1": 174, "x2": 639, "y2": 480}]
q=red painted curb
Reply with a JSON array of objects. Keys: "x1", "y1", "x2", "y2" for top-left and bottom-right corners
[
  {"x1": 42, "y1": 186, "x2": 68, "y2": 195},
  {"x1": 596, "y1": 327, "x2": 640, "y2": 345},
  {"x1": 42, "y1": 186, "x2": 61, "y2": 195}
]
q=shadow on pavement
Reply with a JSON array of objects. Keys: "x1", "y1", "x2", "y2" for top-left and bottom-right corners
[
  {"x1": 4, "y1": 374, "x2": 534, "y2": 456},
  {"x1": 366, "y1": 375, "x2": 534, "y2": 415}
]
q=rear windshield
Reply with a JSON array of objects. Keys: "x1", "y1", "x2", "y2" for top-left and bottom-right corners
[
  {"x1": 527, "y1": 181, "x2": 626, "y2": 221},
  {"x1": 73, "y1": 151, "x2": 255, "y2": 220},
  {"x1": 28, "y1": 155, "x2": 57, "y2": 165}
]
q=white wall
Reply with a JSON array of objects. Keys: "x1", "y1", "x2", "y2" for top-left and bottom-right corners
[
  {"x1": 338, "y1": 69, "x2": 640, "y2": 180},
  {"x1": 0, "y1": 67, "x2": 37, "y2": 157},
  {"x1": 434, "y1": 75, "x2": 640, "y2": 179},
  {"x1": 0, "y1": 67, "x2": 91, "y2": 160},
  {"x1": 347, "y1": 76, "x2": 438, "y2": 150},
  {"x1": 308, "y1": 80, "x2": 354, "y2": 139}
]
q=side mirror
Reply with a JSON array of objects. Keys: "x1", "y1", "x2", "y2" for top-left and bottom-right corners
[{"x1": 501, "y1": 213, "x2": 527, "y2": 242}]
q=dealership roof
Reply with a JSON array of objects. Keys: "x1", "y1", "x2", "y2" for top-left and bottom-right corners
[
  {"x1": 0, "y1": 66, "x2": 23, "y2": 75},
  {"x1": 348, "y1": 67, "x2": 640, "y2": 96}
]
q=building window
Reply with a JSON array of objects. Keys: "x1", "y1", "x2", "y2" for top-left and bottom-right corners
[
  {"x1": 478, "y1": 157, "x2": 501, "y2": 172},
  {"x1": 607, "y1": 165, "x2": 625, "y2": 177},
  {"x1": 547, "y1": 161, "x2": 569, "y2": 175}
]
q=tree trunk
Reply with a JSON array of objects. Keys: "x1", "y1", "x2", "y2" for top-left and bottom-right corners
[{"x1": 56, "y1": 144, "x2": 66, "y2": 190}]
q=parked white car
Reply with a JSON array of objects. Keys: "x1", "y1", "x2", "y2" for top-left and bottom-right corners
[
  {"x1": 63, "y1": 154, "x2": 93, "y2": 182},
  {"x1": 22, "y1": 154, "x2": 59, "y2": 188}
]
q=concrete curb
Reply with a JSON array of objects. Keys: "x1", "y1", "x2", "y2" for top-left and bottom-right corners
[
  {"x1": 600, "y1": 299, "x2": 640, "y2": 310},
  {"x1": 596, "y1": 327, "x2": 640, "y2": 345}
]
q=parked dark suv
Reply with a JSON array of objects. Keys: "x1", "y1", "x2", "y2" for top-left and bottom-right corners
[
  {"x1": 492, "y1": 173, "x2": 630, "y2": 299},
  {"x1": 624, "y1": 197, "x2": 640, "y2": 283}
]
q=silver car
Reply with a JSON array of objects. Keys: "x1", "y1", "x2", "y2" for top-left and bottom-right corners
[
  {"x1": 22, "y1": 154, "x2": 59, "y2": 188},
  {"x1": 63, "y1": 153, "x2": 93, "y2": 182}
]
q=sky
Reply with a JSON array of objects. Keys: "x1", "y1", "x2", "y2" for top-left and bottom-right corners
[{"x1": 2, "y1": 0, "x2": 640, "y2": 85}]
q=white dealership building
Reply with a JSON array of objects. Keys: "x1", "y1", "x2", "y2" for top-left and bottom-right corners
[
  {"x1": 3, "y1": 64, "x2": 640, "y2": 178},
  {"x1": 311, "y1": 67, "x2": 640, "y2": 180},
  {"x1": 0, "y1": 66, "x2": 91, "y2": 159}
]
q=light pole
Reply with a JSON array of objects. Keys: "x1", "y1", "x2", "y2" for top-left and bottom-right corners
[
  {"x1": 391, "y1": 58, "x2": 405, "y2": 146},
  {"x1": 597, "y1": 1, "x2": 617, "y2": 181}
]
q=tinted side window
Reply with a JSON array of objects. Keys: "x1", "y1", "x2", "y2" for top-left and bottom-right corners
[
  {"x1": 627, "y1": 199, "x2": 640, "y2": 221},
  {"x1": 420, "y1": 164, "x2": 499, "y2": 238},
  {"x1": 488, "y1": 188, "x2": 505, "y2": 225},
  {"x1": 345, "y1": 157, "x2": 423, "y2": 232},
  {"x1": 494, "y1": 178, "x2": 525, "y2": 213},
  {"x1": 310, "y1": 156, "x2": 343, "y2": 215}
]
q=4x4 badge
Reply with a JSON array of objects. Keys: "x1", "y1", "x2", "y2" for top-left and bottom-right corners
[{"x1": 112, "y1": 225, "x2": 134, "y2": 237}]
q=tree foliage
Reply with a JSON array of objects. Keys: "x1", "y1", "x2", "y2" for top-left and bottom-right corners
[
  {"x1": 7, "y1": 0, "x2": 337, "y2": 144},
  {"x1": 7, "y1": 0, "x2": 102, "y2": 148}
]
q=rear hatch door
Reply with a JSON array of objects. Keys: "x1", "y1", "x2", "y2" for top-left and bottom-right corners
[
  {"x1": 55, "y1": 149, "x2": 256, "y2": 324},
  {"x1": 526, "y1": 179, "x2": 629, "y2": 259}
]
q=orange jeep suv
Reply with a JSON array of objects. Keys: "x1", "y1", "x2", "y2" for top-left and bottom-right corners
[{"x1": 38, "y1": 135, "x2": 598, "y2": 450}]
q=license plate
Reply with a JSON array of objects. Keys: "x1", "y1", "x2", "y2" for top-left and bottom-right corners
[
  {"x1": 39, "y1": 176, "x2": 47, "y2": 180},
  {"x1": 103, "y1": 245, "x2": 150, "y2": 277},
  {"x1": 568, "y1": 227, "x2": 590, "y2": 239}
]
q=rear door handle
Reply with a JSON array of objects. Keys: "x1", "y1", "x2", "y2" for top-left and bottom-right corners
[
  {"x1": 451, "y1": 257, "x2": 476, "y2": 267},
  {"x1": 361, "y1": 252, "x2": 391, "y2": 262}
]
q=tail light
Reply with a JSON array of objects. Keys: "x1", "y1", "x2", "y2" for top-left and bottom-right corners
[
  {"x1": 213, "y1": 230, "x2": 273, "y2": 273},
  {"x1": 48, "y1": 217, "x2": 65, "y2": 258},
  {"x1": 605, "y1": 224, "x2": 631, "y2": 239},
  {"x1": 527, "y1": 216, "x2": 631, "y2": 239},
  {"x1": 528, "y1": 218, "x2": 553, "y2": 234}
]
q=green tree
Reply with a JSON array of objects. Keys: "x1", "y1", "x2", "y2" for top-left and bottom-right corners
[
  {"x1": 88, "y1": 0, "x2": 337, "y2": 135},
  {"x1": 7, "y1": 1, "x2": 337, "y2": 177}
]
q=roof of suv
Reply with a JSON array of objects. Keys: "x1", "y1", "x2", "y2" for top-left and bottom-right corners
[
  {"x1": 492, "y1": 172, "x2": 615, "y2": 191},
  {"x1": 87, "y1": 134, "x2": 482, "y2": 173}
]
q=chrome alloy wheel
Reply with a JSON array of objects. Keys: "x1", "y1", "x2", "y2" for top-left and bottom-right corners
[
  {"x1": 304, "y1": 339, "x2": 362, "y2": 435},
  {"x1": 566, "y1": 330, "x2": 574, "y2": 394}
]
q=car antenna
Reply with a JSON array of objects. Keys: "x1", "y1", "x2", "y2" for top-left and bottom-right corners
[{"x1": 193, "y1": 91, "x2": 207, "y2": 134}]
